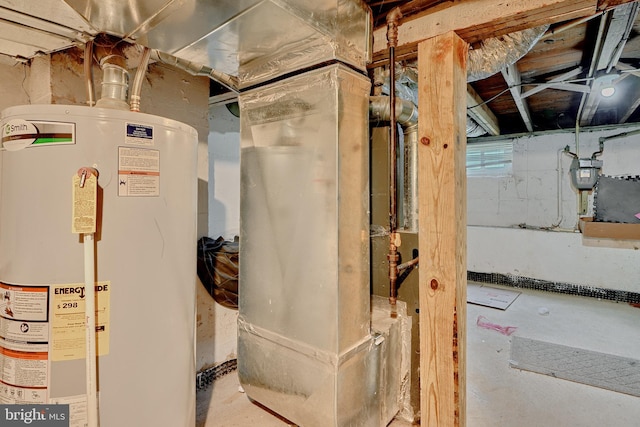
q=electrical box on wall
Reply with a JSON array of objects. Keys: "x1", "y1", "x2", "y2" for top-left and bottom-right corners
[{"x1": 570, "y1": 158, "x2": 603, "y2": 190}]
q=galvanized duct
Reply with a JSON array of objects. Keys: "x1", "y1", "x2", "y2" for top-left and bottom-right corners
[
  {"x1": 370, "y1": 63, "x2": 487, "y2": 137},
  {"x1": 369, "y1": 95, "x2": 419, "y2": 232},
  {"x1": 374, "y1": 64, "x2": 418, "y2": 106},
  {"x1": 152, "y1": 50, "x2": 239, "y2": 93},
  {"x1": 369, "y1": 95, "x2": 418, "y2": 127}
]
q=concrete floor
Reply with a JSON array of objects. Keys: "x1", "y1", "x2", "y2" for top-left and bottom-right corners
[{"x1": 197, "y1": 285, "x2": 640, "y2": 426}]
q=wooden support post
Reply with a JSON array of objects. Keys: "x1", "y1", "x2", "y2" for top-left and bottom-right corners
[{"x1": 417, "y1": 32, "x2": 468, "y2": 427}]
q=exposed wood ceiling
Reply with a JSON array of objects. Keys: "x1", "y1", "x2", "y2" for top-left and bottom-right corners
[
  {"x1": 1, "y1": 0, "x2": 639, "y2": 138},
  {"x1": 365, "y1": 0, "x2": 640, "y2": 137}
]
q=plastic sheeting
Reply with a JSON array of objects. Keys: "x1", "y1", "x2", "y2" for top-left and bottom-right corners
[{"x1": 197, "y1": 237, "x2": 239, "y2": 309}]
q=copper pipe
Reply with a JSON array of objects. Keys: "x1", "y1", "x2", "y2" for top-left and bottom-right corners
[
  {"x1": 388, "y1": 242, "x2": 399, "y2": 309},
  {"x1": 389, "y1": 54, "x2": 397, "y2": 235},
  {"x1": 386, "y1": 7, "x2": 402, "y2": 315},
  {"x1": 397, "y1": 256, "x2": 419, "y2": 272}
]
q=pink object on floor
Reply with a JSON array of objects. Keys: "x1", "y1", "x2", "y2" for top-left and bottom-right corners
[{"x1": 476, "y1": 315, "x2": 518, "y2": 336}]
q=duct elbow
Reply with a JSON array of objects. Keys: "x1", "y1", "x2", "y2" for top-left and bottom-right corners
[{"x1": 369, "y1": 95, "x2": 418, "y2": 128}]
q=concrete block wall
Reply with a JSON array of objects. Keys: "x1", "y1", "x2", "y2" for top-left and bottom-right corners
[
  {"x1": 469, "y1": 132, "x2": 581, "y2": 230},
  {"x1": 468, "y1": 125, "x2": 640, "y2": 293}
]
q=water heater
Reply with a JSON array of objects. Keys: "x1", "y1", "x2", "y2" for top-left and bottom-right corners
[{"x1": 0, "y1": 105, "x2": 197, "y2": 426}]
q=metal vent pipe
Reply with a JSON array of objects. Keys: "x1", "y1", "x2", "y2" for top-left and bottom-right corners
[
  {"x1": 94, "y1": 38, "x2": 129, "y2": 110},
  {"x1": 370, "y1": 95, "x2": 419, "y2": 232}
]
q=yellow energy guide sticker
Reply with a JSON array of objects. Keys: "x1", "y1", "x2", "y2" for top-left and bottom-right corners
[{"x1": 51, "y1": 282, "x2": 110, "y2": 361}]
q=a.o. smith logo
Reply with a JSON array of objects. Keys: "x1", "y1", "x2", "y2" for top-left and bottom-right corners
[
  {"x1": 4, "y1": 121, "x2": 29, "y2": 135},
  {"x1": 1, "y1": 405, "x2": 69, "y2": 426},
  {"x1": 0, "y1": 119, "x2": 37, "y2": 151}
]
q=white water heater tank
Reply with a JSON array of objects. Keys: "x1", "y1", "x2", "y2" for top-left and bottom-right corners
[{"x1": 0, "y1": 105, "x2": 198, "y2": 426}]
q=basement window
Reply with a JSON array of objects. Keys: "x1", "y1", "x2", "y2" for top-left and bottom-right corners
[{"x1": 466, "y1": 141, "x2": 513, "y2": 177}]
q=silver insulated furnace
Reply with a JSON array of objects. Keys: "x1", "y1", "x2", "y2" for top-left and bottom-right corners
[{"x1": 0, "y1": 105, "x2": 198, "y2": 426}]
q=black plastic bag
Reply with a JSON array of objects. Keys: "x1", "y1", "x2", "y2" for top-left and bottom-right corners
[{"x1": 197, "y1": 236, "x2": 239, "y2": 309}]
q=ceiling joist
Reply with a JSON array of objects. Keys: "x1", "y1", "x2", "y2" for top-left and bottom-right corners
[
  {"x1": 466, "y1": 84, "x2": 500, "y2": 136},
  {"x1": 579, "y1": 2, "x2": 639, "y2": 126},
  {"x1": 521, "y1": 67, "x2": 586, "y2": 98},
  {"x1": 611, "y1": 62, "x2": 640, "y2": 122},
  {"x1": 502, "y1": 63, "x2": 534, "y2": 132}
]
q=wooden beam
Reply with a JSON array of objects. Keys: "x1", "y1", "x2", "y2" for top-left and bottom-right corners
[
  {"x1": 418, "y1": 31, "x2": 468, "y2": 427},
  {"x1": 466, "y1": 84, "x2": 500, "y2": 136},
  {"x1": 372, "y1": 0, "x2": 596, "y2": 63},
  {"x1": 544, "y1": 82, "x2": 592, "y2": 93},
  {"x1": 502, "y1": 64, "x2": 534, "y2": 132}
]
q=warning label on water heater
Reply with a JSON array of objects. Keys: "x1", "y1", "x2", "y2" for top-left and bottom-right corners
[
  {"x1": 125, "y1": 123, "x2": 154, "y2": 146},
  {"x1": 0, "y1": 283, "x2": 50, "y2": 404},
  {"x1": 118, "y1": 147, "x2": 160, "y2": 197}
]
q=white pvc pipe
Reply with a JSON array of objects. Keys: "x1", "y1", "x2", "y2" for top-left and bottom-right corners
[{"x1": 84, "y1": 233, "x2": 99, "y2": 427}]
